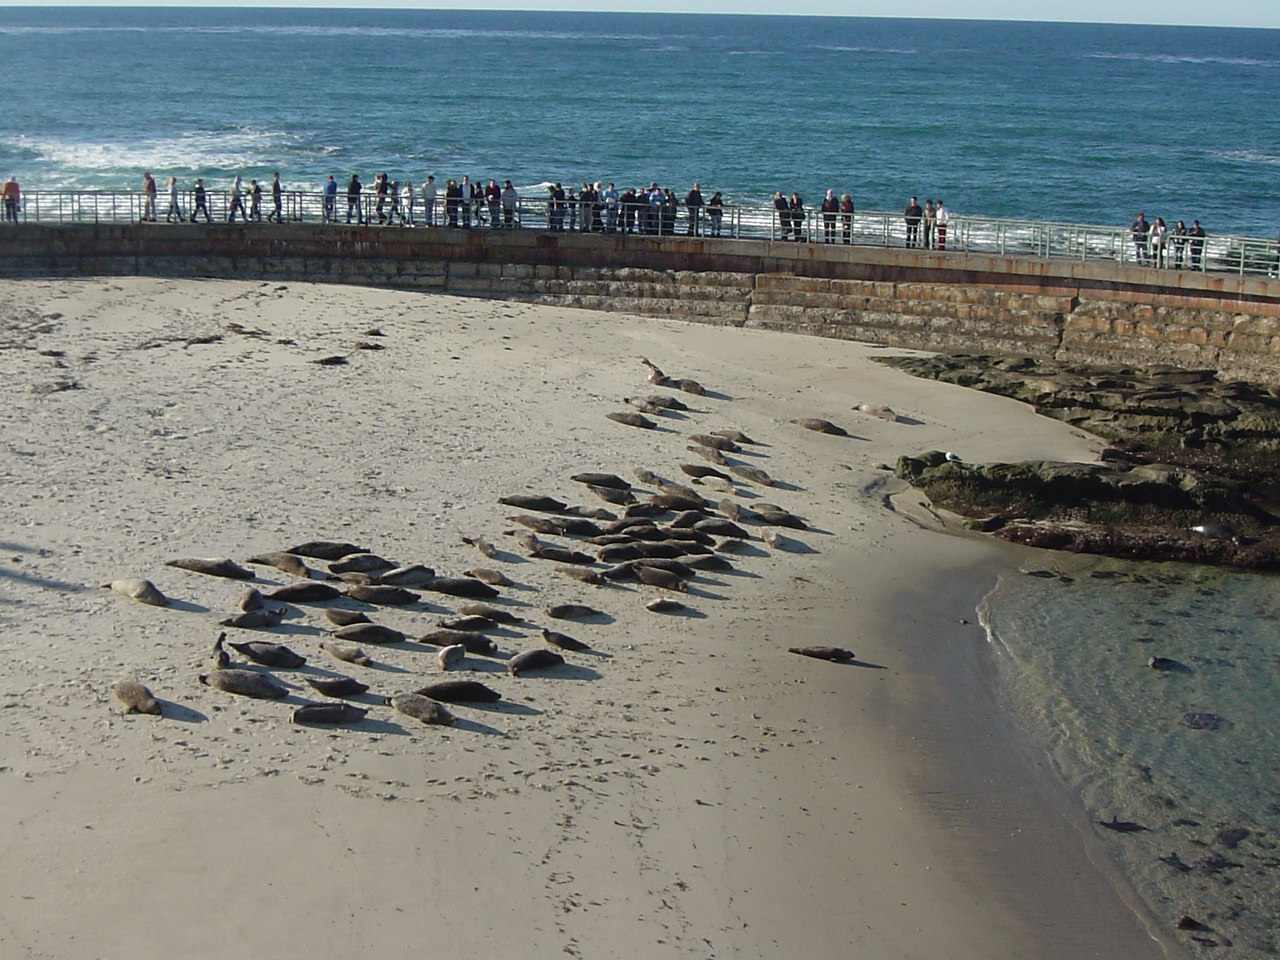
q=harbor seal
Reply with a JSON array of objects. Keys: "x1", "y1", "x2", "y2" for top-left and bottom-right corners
[
  {"x1": 687, "y1": 433, "x2": 740, "y2": 452},
  {"x1": 111, "y1": 680, "x2": 162, "y2": 716},
  {"x1": 542, "y1": 628, "x2": 590, "y2": 651},
  {"x1": 228, "y1": 640, "x2": 306, "y2": 668},
  {"x1": 413, "y1": 679, "x2": 502, "y2": 703},
  {"x1": 498, "y1": 495, "x2": 568, "y2": 513},
  {"x1": 342, "y1": 584, "x2": 421, "y2": 605},
  {"x1": 509, "y1": 514, "x2": 565, "y2": 534},
  {"x1": 586, "y1": 483, "x2": 636, "y2": 505},
  {"x1": 304, "y1": 675, "x2": 370, "y2": 698},
  {"x1": 237, "y1": 586, "x2": 265, "y2": 612},
  {"x1": 285, "y1": 541, "x2": 368, "y2": 561},
  {"x1": 323, "y1": 607, "x2": 372, "y2": 627},
  {"x1": 645, "y1": 598, "x2": 686, "y2": 613},
  {"x1": 165, "y1": 557, "x2": 255, "y2": 580},
  {"x1": 680, "y1": 464, "x2": 731, "y2": 481},
  {"x1": 606, "y1": 411, "x2": 656, "y2": 429},
  {"x1": 728, "y1": 464, "x2": 774, "y2": 486},
  {"x1": 246, "y1": 551, "x2": 314, "y2": 579},
  {"x1": 461, "y1": 535, "x2": 499, "y2": 559},
  {"x1": 219, "y1": 607, "x2": 288, "y2": 630},
  {"x1": 675, "y1": 378, "x2": 705, "y2": 395},
  {"x1": 635, "y1": 565, "x2": 688, "y2": 591},
  {"x1": 456, "y1": 603, "x2": 526, "y2": 624},
  {"x1": 530, "y1": 544, "x2": 595, "y2": 565},
  {"x1": 693, "y1": 518, "x2": 749, "y2": 539},
  {"x1": 292, "y1": 702, "x2": 367, "y2": 725},
  {"x1": 386, "y1": 693, "x2": 456, "y2": 726},
  {"x1": 329, "y1": 553, "x2": 394, "y2": 574},
  {"x1": 686, "y1": 443, "x2": 727, "y2": 465},
  {"x1": 437, "y1": 615, "x2": 500, "y2": 632},
  {"x1": 101, "y1": 578, "x2": 169, "y2": 607},
  {"x1": 330, "y1": 623, "x2": 406, "y2": 645},
  {"x1": 710, "y1": 429, "x2": 756, "y2": 444},
  {"x1": 437, "y1": 644, "x2": 466, "y2": 670},
  {"x1": 418, "y1": 629, "x2": 499, "y2": 655},
  {"x1": 199, "y1": 669, "x2": 288, "y2": 699},
  {"x1": 424, "y1": 577, "x2": 500, "y2": 599},
  {"x1": 508, "y1": 649, "x2": 566, "y2": 676},
  {"x1": 571, "y1": 472, "x2": 631, "y2": 489},
  {"x1": 790, "y1": 418, "x2": 848, "y2": 436},
  {"x1": 557, "y1": 565, "x2": 606, "y2": 586},
  {"x1": 319, "y1": 639, "x2": 372, "y2": 666},
  {"x1": 266, "y1": 582, "x2": 341, "y2": 603},
  {"x1": 546, "y1": 603, "x2": 604, "y2": 620},
  {"x1": 377, "y1": 564, "x2": 437, "y2": 587}
]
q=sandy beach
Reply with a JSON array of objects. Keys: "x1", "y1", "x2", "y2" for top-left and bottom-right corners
[{"x1": 0, "y1": 277, "x2": 1182, "y2": 959}]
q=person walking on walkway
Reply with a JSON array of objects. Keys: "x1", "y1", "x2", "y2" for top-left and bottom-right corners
[
  {"x1": 142, "y1": 172, "x2": 157, "y2": 221},
  {"x1": 190, "y1": 178, "x2": 211, "y2": 222},
  {"x1": 227, "y1": 175, "x2": 246, "y2": 222},
  {"x1": 248, "y1": 179, "x2": 263, "y2": 221},
  {"x1": 267, "y1": 172, "x2": 283, "y2": 222},
  {"x1": 165, "y1": 176, "x2": 183, "y2": 222},
  {"x1": 904, "y1": 197, "x2": 923, "y2": 247}
]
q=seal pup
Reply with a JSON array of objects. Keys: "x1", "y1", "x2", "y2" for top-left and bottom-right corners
[
  {"x1": 304, "y1": 675, "x2": 370, "y2": 698},
  {"x1": 606, "y1": 411, "x2": 656, "y2": 429},
  {"x1": 437, "y1": 615, "x2": 501, "y2": 632},
  {"x1": 246, "y1": 551, "x2": 314, "y2": 579},
  {"x1": 199, "y1": 669, "x2": 288, "y2": 699},
  {"x1": 571, "y1": 472, "x2": 630, "y2": 490},
  {"x1": 542, "y1": 628, "x2": 590, "y2": 651},
  {"x1": 508, "y1": 649, "x2": 565, "y2": 677},
  {"x1": 329, "y1": 553, "x2": 394, "y2": 575},
  {"x1": 681, "y1": 464, "x2": 731, "y2": 481},
  {"x1": 558, "y1": 566, "x2": 606, "y2": 586},
  {"x1": 386, "y1": 693, "x2": 456, "y2": 726},
  {"x1": 635, "y1": 565, "x2": 688, "y2": 592},
  {"x1": 342, "y1": 584, "x2": 421, "y2": 606},
  {"x1": 729, "y1": 464, "x2": 774, "y2": 487},
  {"x1": 219, "y1": 607, "x2": 288, "y2": 629},
  {"x1": 228, "y1": 640, "x2": 306, "y2": 668},
  {"x1": 790, "y1": 418, "x2": 848, "y2": 436},
  {"x1": 694, "y1": 518, "x2": 749, "y2": 539},
  {"x1": 509, "y1": 514, "x2": 565, "y2": 534},
  {"x1": 424, "y1": 577, "x2": 500, "y2": 599},
  {"x1": 377, "y1": 564, "x2": 437, "y2": 587},
  {"x1": 645, "y1": 598, "x2": 685, "y2": 613},
  {"x1": 292, "y1": 703, "x2": 367, "y2": 725},
  {"x1": 324, "y1": 607, "x2": 372, "y2": 627},
  {"x1": 789, "y1": 646, "x2": 855, "y2": 663},
  {"x1": 101, "y1": 578, "x2": 169, "y2": 607},
  {"x1": 625, "y1": 397, "x2": 666, "y2": 415},
  {"x1": 210, "y1": 632, "x2": 232, "y2": 669},
  {"x1": 640, "y1": 357, "x2": 668, "y2": 385},
  {"x1": 546, "y1": 603, "x2": 604, "y2": 620},
  {"x1": 718, "y1": 498, "x2": 749, "y2": 522},
  {"x1": 456, "y1": 603, "x2": 526, "y2": 624},
  {"x1": 464, "y1": 567, "x2": 514, "y2": 586},
  {"x1": 711, "y1": 429, "x2": 756, "y2": 444},
  {"x1": 437, "y1": 644, "x2": 466, "y2": 670},
  {"x1": 237, "y1": 586, "x2": 265, "y2": 612},
  {"x1": 686, "y1": 444, "x2": 727, "y2": 466},
  {"x1": 165, "y1": 557, "x2": 255, "y2": 580},
  {"x1": 319, "y1": 639, "x2": 372, "y2": 666},
  {"x1": 687, "y1": 433, "x2": 740, "y2": 453},
  {"x1": 285, "y1": 541, "x2": 368, "y2": 561},
  {"x1": 414, "y1": 679, "x2": 502, "y2": 703},
  {"x1": 267, "y1": 582, "x2": 341, "y2": 603},
  {"x1": 675, "y1": 378, "x2": 705, "y2": 396},
  {"x1": 461, "y1": 535, "x2": 499, "y2": 559},
  {"x1": 330, "y1": 623, "x2": 405, "y2": 645},
  {"x1": 586, "y1": 483, "x2": 636, "y2": 505},
  {"x1": 111, "y1": 680, "x2": 162, "y2": 716},
  {"x1": 854, "y1": 402, "x2": 899, "y2": 422}
]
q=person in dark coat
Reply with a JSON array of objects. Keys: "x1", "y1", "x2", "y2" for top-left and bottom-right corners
[
  {"x1": 788, "y1": 192, "x2": 806, "y2": 241},
  {"x1": 904, "y1": 197, "x2": 923, "y2": 247}
]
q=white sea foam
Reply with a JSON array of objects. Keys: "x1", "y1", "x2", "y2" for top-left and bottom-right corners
[
  {"x1": 1216, "y1": 149, "x2": 1280, "y2": 166},
  {"x1": 1084, "y1": 51, "x2": 1275, "y2": 67},
  {"x1": 817, "y1": 44, "x2": 918, "y2": 55},
  {"x1": 1, "y1": 130, "x2": 305, "y2": 179}
]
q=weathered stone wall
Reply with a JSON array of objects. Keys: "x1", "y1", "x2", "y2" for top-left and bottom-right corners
[{"x1": 2, "y1": 223, "x2": 1278, "y2": 381}]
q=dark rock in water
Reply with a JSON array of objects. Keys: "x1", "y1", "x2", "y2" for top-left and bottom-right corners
[
  {"x1": 1176, "y1": 916, "x2": 1206, "y2": 931},
  {"x1": 1181, "y1": 712, "x2": 1223, "y2": 730},
  {"x1": 1215, "y1": 827, "x2": 1250, "y2": 849},
  {"x1": 1147, "y1": 656, "x2": 1187, "y2": 671},
  {"x1": 1023, "y1": 569, "x2": 1057, "y2": 578},
  {"x1": 1097, "y1": 817, "x2": 1148, "y2": 833}
]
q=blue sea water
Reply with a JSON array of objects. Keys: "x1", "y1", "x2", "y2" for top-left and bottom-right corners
[
  {"x1": 0, "y1": 7, "x2": 1277, "y2": 952},
  {"x1": 0, "y1": 8, "x2": 1277, "y2": 234}
]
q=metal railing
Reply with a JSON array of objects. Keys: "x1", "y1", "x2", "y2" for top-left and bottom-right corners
[{"x1": 4, "y1": 189, "x2": 1278, "y2": 279}]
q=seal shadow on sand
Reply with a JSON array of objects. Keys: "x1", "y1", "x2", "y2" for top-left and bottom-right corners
[
  {"x1": 451, "y1": 715, "x2": 505, "y2": 736},
  {"x1": 470, "y1": 699, "x2": 544, "y2": 717},
  {"x1": 0, "y1": 566, "x2": 83, "y2": 597},
  {"x1": 165, "y1": 598, "x2": 211, "y2": 614},
  {"x1": 153, "y1": 700, "x2": 209, "y2": 723}
]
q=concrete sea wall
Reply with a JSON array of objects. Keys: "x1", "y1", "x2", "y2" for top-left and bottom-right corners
[{"x1": 3, "y1": 223, "x2": 1278, "y2": 382}]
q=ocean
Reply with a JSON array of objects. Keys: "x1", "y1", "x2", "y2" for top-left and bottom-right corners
[
  {"x1": 1, "y1": 6, "x2": 1277, "y2": 953},
  {"x1": 0, "y1": 8, "x2": 1277, "y2": 235}
]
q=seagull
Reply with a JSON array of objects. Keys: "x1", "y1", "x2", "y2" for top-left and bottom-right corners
[
  {"x1": 1190, "y1": 523, "x2": 1239, "y2": 543},
  {"x1": 944, "y1": 451, "x2": 963, "y2": 463}
]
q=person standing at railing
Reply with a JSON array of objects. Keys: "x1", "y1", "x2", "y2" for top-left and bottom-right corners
[
  {"x1": 142, "y1": 172, "x2": 157, "y2": 221},
  {"x1": 685, "y1": 183, "x2": 704, "y2": 236},
  {"x1": 773, "y1": 191, "x2": 789, "y2": 240},
  {"x1": 923, "y1": 200, "x2": 936, "y2": 249},
  {"x1": 422, "y1": 175, "x2": 437, "y2": 226},
  {"x1": 904, "y1": 197, "x2": 922, "y2": 248},
  {"x1": 603, "y1": 182, "x2": 619, "y2": 233},
  {"x1": 268, "y1": 172, "x2": 283, "y2": 223},
  {"x1": 388, "y1": 180, "x2": 403, "y2": 224},
  {"x1": 345, "y1": 174, "x2": 363, "y2": 224},
  {"x1": 2, "y1": 176, "x2": 20, "y2": 222},
  {"x1": 459, "y1": 176, "x2": 473, "y2": 228},
  {"x1": 373, "y1": 173, "x2": 389, "y2": 224},
  {"x1": 228, "y1": 175, "x2": 246, "y2": 222},
  {"x1": 840, "y1": 193, "x2": 854, "y2": 244},
  {"x1": 1149, "y1": 217, "x2": 1168, "y2": 267},
  {"x1": 401, "y1": 179, "x2": 416, "y2": 225},
  {"x1": 619, "y1": 187, "x2": 637, "y2": 233},
  {"x1": 484, "y1": 179, "x2": 501, "y2": 228},
  {"x1": 707, "y1": 191, "x2": 724, "y2": 237},
  {"x1": 1171, "y1": 220, "x2": 1188, "y2": 269},
  {"x1": 935, "y1": 199, "x2": 949, "y2": 250},
  {"x1": 820, "y1": 189, "x2": 838, "y2": 243},
  {"x1": 322, "y1": 175, "x2": 337, "y2": 222},
  {"x1": 190, "y1": 178, "x2": 211, "y2": 222},
  {"x1": 788, "y1": 192, "x2": 806, "y2": 241},
  {"x1": 1188, "y1": 220, "x2": 1206, "y2": 270},
  {"x1": 1129, "y1": 212, "x2": 1149, "y2": 264},
  {"x1": 501, "y1": 180, "x2": 518, "y2": 228},
  {"x1": 445, "y1": 178, "x2": 462, "y2": 227},
  {"x1": 164, "y1": 176, "x2": 183, "y2": 222}
]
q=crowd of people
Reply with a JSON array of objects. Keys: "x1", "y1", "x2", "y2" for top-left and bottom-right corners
[{"x1": 1129, "y1": 212, "x2": 1209, "y2": 270}]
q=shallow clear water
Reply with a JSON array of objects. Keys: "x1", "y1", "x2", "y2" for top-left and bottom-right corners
[
  {"x1": 0, "y1": 9, "x2": 1276, "y2": 234},
  {"x1": 980, "y1": 558, "x2": 1280, "y2": 956}
]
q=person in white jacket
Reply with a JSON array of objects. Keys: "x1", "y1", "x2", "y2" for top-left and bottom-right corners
[
  {"x1": 935, "y1": 200, "x2": 950, "y2": 250},
  {"x1": 421, "y1": 175, "x2": 437, "y2": 227},
  {"x1": 401, "y1": 179, "x2": 415, "y2": 225}
]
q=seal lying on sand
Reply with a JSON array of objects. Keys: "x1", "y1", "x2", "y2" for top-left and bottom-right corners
[
  {"x1": 285, "y1": 541, "x2": 368, "y2": 560},
  {"x1": 414, "y1": 679, "x2": 501, "y2": 703},
  {"x1": 101, "y1": 578, "x2": 169, "y2": 607},
  {"x1": 111, "y1": 680, "x2": 163, "y2": 716},
  {"x1": 292, "y1": 702, "x2": 367, "y2": 725},
  {"x1": 165, "y1": 557, "x2": 255, "y2": 580},
  {"x1": 508, "y1": 649, "x2": 565, "y2": 676},
  {"x1": 791, "y1": 418, "x2": 848, "y2": 436},
  {"x1": 788, "y1": 646, "x2": 855, "y2": 663},
  {"x1": 200, "y1": 669, "x2": 288, "y2": 699},
  {"x1": 386, "y1": 692, "x2": 456, "y2": 726},
  {"x1": 319, "y1": 639, "x2": 373, "y2": 666},
  {"x1": 304, "y1": 675, "x2": 370, "y2": 698}
]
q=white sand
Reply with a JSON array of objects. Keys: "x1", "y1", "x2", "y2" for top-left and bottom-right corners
[{"x1": 0, "y1": 278, "x2": 1178, "y2": 959}]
